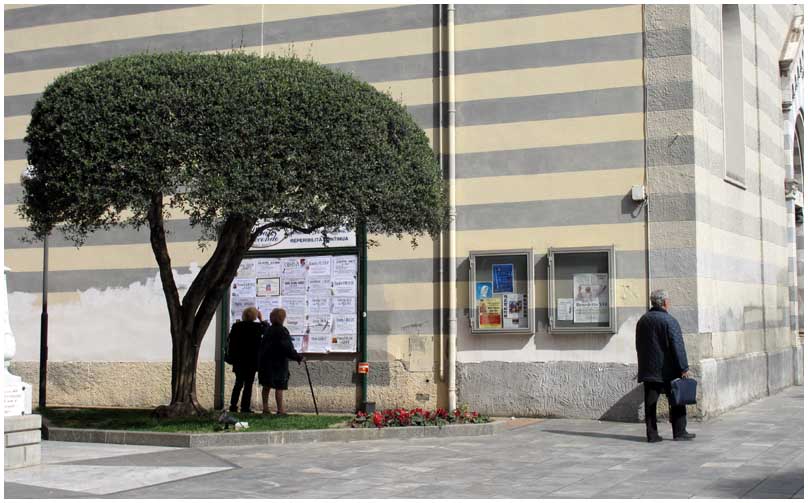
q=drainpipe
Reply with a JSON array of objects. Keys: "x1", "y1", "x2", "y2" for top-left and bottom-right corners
[
  {"x1": 437, "y1": 4, "x2": 445, "y2": 383},
  {"x1": 447, "y1": 3, "x2": 457, "y2": 411}
]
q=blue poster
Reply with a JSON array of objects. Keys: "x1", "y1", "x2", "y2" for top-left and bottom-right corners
[
  {"x1": 475, "y1": 282, "x2": 493, "y2": 300},
  {"x1": 492, "y1": 264, "x2": 514, "y2": 293}
]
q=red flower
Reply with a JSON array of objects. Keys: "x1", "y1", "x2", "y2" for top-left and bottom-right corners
[{"x1": 372, "y1": 411, "x2": 384, "y2": 428}]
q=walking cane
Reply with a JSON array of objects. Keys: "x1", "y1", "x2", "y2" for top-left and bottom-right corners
[{"x1": 303, "y1": 359, "x2": 319, "y2": 415}]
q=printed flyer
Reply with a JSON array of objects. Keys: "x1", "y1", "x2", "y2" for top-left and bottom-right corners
[
  {"x1": 255, "y1": 257, "x2": 281, "y2": 278},
  {"x1": 281, "y1": 257, "x2": 306, "y2": 277},
  {"x1": 308, "y1": 296, "x2": 331, "y2": 315},
  {"x1": 478, "y1": 296, "x2": 503, "y2": 328},
  {"x1": 231, "y1": 278, "x2": 257, "y2": 299},
  {"x1": 492, "y1": 264, "x2": 514, "y2": 293},
  {"x1": 332, "y1": 296, "x2": 356, "y2": 314},
  {"x1": 333, "y1": 314, "x2": 357, "y2": 335},
  {"x1": 236, "y1": 259, "x2": 256, "y2": 278},
  {"x1": 285, "y1": 316, "x2": 306, "y2": 335},
  {"x1": 502, "y1": 293, "x2": 528, "y2": 328},
  {"x1": 557, "y1": 298, "x2": 574, "y2": 321},
  {"x1": 475, "y1": 282, "x2": 492, "y2": 300},
  {"x1": 256, "y1": 296, "x2": 282, "y2": 316},
  {"x1": 256, "y1": 278, "x2": 280, "y2": 297},
  {"x1": 333, "y1": 255, "x2": 357, "y2": 275},
  {"x1": 281, "y1": 277, "x2": 306, "y2": 296},
  {"x1": 306, "y1": 276, "x2": 332, "y2": 296},
  {"x1": 332, "y1": 276, "x2": 357, "y2": 296},
  {"x1": 306, "y1": 256, "x2": 332, "y2": 276},
  {"x1": 230, "y1": 298, "x2": 255, "y2": 323},
  {"x1": 573, "y1": 273, "x2": 609, "y2": 323}
]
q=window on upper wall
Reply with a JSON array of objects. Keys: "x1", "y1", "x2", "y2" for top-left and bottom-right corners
[{"x1": 722, "y1": 4, "x2": 747, "y2": 188}]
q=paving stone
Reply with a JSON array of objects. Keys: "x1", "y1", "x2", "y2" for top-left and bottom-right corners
[{"x1": 4, "y1": 386, "x2": 803, "y2": 498}]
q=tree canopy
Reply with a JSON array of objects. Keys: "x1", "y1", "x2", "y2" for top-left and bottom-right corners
[
  {"x1": 21, "y1": 52, "x2": 446, "y2": 245},
  {"x1": 20, "y1": 52, "x2": 447, "y2": 416}
]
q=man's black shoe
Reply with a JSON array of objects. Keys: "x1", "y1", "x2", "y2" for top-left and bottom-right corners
[
  {"x1": 240, "y1": 409, "x2": 254, "y2": 414},
  {"x1": 673, "y1": 432, "x2": 696, "y2": 441},
  {"x1": 228, "y1": 405, "x2": 238, "y2": 412},
  {"x1": 647, "y1": 436, "x2": 663, "y2": 443}
]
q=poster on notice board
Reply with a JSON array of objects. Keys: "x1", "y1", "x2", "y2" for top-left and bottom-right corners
[{"x1": 229, "y1": 254, "x2": 358, "y2": 353}]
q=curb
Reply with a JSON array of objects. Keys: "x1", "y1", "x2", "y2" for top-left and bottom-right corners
[{"x1": 47, "y1": 420, "x2": 508, "y2": 448}]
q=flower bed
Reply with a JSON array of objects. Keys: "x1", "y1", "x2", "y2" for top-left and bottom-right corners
[{"x1": 351, "y1": 405, "x2": 489, "y2": 429}]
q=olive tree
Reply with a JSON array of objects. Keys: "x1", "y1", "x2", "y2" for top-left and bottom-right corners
[{"x1": 20, "y1": 52, "x2": 446, "y2": 417}]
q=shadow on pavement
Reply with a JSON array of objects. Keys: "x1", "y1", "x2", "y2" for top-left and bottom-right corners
[{"x1": 542, "y1": 429, "x2": 647, "y2": 443}]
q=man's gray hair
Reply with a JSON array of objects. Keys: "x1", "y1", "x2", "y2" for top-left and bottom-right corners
[{"x1": 649, "y1": 289, "x2": 669, "y2": 308}]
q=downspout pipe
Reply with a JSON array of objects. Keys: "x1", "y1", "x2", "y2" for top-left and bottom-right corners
[
  {"x1": 447, "y1": 3, "x2": 457, "y2": 411},
  {"x1": 437, "y1": 4, "x2": 445, "y2": 383}
]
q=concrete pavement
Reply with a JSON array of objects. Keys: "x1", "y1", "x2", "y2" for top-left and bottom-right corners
[{"x1": 5, "y1": 386, "x2": 804, "y2": 499}]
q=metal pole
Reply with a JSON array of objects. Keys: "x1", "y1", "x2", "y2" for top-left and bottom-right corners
[
  {"x1": 38, "y1": 234, "x2": 48, "y2": 411},
  {"x1": 359, "y1": 220, "x2": 368, "y2": 411}
]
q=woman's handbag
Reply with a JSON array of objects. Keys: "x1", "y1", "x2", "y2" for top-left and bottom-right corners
[{"x1": 670, "y1": 377, "x2": 698, "y2": 405}]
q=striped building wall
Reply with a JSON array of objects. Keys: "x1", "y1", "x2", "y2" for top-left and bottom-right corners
[
  {"x1": 4, "y1": 4, "x2": 802, "y2": 419},
  {"x1": 451, "y1": 4, "x2": 650, "y2": 420},
  {"x1": 689, "y1": 4, "x2": 803, "y2": 416},
  {"x1": 4, "y1": 3, "x2": 450, "y2": 411}
]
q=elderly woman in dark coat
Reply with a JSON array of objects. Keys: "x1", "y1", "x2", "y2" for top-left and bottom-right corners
[
  {"x1": 258, "y1": 308, "x2": 303, "y2": 415},
  {"x1": 226, "y1": 307, "x2": 264, "y2": 413}
]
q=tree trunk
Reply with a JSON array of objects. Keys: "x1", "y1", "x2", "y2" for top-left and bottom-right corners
[
  {"x1": 147, "y1": 195, "x2": 259, "y2": 418},
  {"x1": 154, "y1": 326, "x2": 205, "y2": 418}
]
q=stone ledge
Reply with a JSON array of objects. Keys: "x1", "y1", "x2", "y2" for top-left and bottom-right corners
[
  {"x1": 4, "y1": 414, "x2": 41, "y2": 433},
  {"x1": 5, "y1": 429, "x2": 41, "y2": 448},
  {"x1": 47, "y1": 420, "x2": 507, "y2": 448}
]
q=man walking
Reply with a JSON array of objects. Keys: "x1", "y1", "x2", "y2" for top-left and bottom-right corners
[{"x1": 636, "y1": 289, "x2": 696, "y2": 442}]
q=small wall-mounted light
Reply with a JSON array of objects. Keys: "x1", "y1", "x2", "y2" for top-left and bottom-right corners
[{"x1": 631, "y1": 184, "x2": 647, "y2": 202}]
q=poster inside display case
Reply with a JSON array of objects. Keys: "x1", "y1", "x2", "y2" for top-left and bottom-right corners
[
  {"x1": 469, "y1": 249, "x2": 534, "y2": 334},
  {"x1": 548, "y1": 246, "x2": 616, "y2": 334}
]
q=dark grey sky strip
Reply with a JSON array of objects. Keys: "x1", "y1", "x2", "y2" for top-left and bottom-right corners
[
  {"x1": 4, "y1": 4, "x2": 203, "y2": 31},
  {"x1": 4, "y1": 5, "x2": 433, "y2": 74}
]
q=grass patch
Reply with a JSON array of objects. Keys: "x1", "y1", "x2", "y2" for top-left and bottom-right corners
[{"x1": 41, "y1": 407, "x2": 352, "y2": 433}]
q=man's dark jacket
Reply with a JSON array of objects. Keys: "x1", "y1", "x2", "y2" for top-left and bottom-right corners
[{"x1": 635, "y1": 306, "x2": 688, "y2": 383}]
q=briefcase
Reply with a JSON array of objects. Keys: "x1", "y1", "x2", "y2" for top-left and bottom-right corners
[{"x1": 670, "y1": 377, "x2": 698, "y2": 406}]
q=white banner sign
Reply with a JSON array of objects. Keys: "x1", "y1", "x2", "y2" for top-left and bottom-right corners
[{"x1": 251, "y1": 226, "x2": 356, "y2": 250}]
